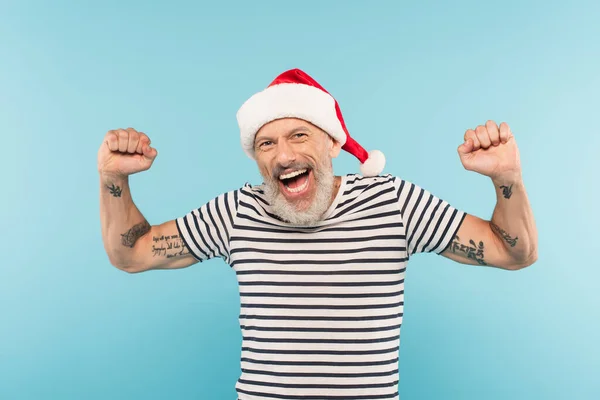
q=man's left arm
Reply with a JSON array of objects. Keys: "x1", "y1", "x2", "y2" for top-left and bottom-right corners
[{"x1": 440, "y1": 120, "x2": 538, "y2": 271}]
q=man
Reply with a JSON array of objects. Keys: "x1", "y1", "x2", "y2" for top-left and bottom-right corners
[{"x1": 98, "y1": 68, "x2": 538, "y2": 399}]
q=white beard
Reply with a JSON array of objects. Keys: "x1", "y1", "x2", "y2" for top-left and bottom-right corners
[{"x1": 263, "y1": 165, "x2": 335, "y2": 227}]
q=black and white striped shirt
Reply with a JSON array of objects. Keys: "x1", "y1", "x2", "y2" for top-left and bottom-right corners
[{"x1": 176, "y1": 174, "x2": 466, "y2": 399}]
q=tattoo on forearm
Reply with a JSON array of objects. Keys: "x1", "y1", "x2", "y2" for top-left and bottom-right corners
[
  {"x1": 121, "y1": 220, "x2": 151, "y2": 248},
  {"x1": 449, "y1": 235, "x2": 487, "y2": 265},
  {"x1": 152, "y1": 234, "x2": 190, "y2": 258},
  {"x1": 107, "y1": 184, "x2": 122, "y2": 197},
  {"x1": 499, "y1": 184, "x2": 513, "y2": 199},
  {"x1": 490, "y1": 222, "x2": 518, "y2": 247}
]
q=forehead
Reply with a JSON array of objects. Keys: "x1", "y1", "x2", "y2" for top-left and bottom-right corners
[{"x1": 255, "y1": 118, "x2": 320, "y2": 140}]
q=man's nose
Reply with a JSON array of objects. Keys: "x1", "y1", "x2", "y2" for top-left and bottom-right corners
[{"x1": 275, "y1": 140, "x2": 296, "y2": 165}]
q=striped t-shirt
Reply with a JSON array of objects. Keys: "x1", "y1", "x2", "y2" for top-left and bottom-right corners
[{"x1": 176, "y1": 174, "x2": 466, "y2": 400}]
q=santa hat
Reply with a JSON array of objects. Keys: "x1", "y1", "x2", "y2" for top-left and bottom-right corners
[{"x1": 236, "y1": 68, "x2": 386, "y2": 177}]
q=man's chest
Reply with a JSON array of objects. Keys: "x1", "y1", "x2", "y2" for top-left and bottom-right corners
[{"x1": 229, "y1": 214, "x2": 409, "y2": 273}]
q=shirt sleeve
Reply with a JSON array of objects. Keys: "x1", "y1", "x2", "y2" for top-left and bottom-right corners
[
  {"x1": 393, "y1": 177, "x2": 466, "y2": 256},
  {"x1": 175, "y1": 189, "x2": 239, "y2": 264}
]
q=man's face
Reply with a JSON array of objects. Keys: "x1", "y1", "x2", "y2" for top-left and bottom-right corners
[{"x1": 254, "y1": 118, "x2": 342, "y2": 225}]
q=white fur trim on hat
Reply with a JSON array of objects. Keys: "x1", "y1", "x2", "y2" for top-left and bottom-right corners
[{"x1": 236, "y1": 83, "x2": 347, "y2": 159}]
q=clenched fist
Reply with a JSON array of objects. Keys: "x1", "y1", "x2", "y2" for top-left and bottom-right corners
[
  {"x1": 97, "y1": 128, "x2": 158, "y2": 178},
  {"x1": 457, "y1": 120, "x2": 522, "y2": 183}
]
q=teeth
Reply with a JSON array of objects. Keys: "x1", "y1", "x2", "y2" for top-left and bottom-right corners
[
  {"x1": 285, "y1": 177, "x2": 309, "y2": 193},
  {"x1": 279, "y1": 169, "x2": 307, "y2": 180}
]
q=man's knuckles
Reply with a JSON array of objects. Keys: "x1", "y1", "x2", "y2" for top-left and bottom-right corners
[
  {"x1": 475, "y1": 125, "x2": 491, "y2": 147},
  {"x1": 127, "y1": 131, "x2": 140, "y2": 153},
  {"x1": 105, "y1": 131, "x2": 120, "y2": 151},
  {"x1": 105, "y1": 128, "x2": 150, "y2": 154},
  {"x1": 464, "y1": 129, "x2": 480, "y2": 150},
  {"x1": 463, "y1": 121, "x2": 511, "y2": 150}
]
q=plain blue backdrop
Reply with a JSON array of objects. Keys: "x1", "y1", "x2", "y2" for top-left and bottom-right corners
[{"x1": 1, "y1": 0, "x2": 599, "y2": 399}]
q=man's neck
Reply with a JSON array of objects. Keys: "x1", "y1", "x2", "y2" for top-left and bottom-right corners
[{"x1": 329, "y1": 175, "x2": 342, "y2": 208}]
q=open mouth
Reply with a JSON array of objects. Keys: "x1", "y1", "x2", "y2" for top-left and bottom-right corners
[{"x1": 279, "y1": 168, "x2": 311, "y2": 194}]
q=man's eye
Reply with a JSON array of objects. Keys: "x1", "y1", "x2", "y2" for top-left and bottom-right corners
[
  {"x1": 259, "y1": 141, "x2": 272, "y2": 147},
  {"x1": 293, "y1": 133, "x2": 306, "y2": 139}
]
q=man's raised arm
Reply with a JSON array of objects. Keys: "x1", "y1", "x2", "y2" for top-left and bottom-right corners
[
  {"x1": 441, "y1": 121, "x2": 538, "y2": 270},
  {"x1": 98, "y1": 128, "x2": 199, "y2": 273}
]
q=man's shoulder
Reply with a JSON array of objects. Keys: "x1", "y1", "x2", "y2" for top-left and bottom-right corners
[
  {"x1": 230, "y1": 182, "x2": 272, "y2": 208},
  {"x1": 238, "y1": 181, "x2": 266, "y2": 198},
  {"x1": 342, "y1": 173, "x2": 400, "y2": 193}
]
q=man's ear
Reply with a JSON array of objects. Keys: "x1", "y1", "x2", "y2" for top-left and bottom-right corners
[{"x1": 328, "y1": 136, "x2": 343, "y2": 158}]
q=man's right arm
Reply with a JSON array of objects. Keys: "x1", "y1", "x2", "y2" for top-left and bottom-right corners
[
  {"x1": 100, "y1": 172, "x2": 199, "y2": 273},
  {"x1": 98, "y1": 127, "x2": 199, "y2": 273}
]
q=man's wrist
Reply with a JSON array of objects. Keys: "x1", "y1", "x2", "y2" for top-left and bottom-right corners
[
  {"x1": 491, "y1": 171, "x2": 523, "y2": 188},
  {"x1": 492, "y1": 173, "x2": 524, "y2": 200},
  {"x1": 99, "y1": 171, "x2": 129, "y2": 187}
]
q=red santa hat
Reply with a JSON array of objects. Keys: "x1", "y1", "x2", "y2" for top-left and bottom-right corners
[{"x1": 236, "y1": 68, "x2": 386, "y2": 177}]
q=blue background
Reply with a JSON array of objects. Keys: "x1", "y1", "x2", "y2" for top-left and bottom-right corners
[{"x1": 1, "y1": 0, "x2": 598, "y2": 398}]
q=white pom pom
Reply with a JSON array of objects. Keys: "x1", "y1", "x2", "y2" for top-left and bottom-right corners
[{"x1": 359, "y1": 150, "x2": 386, "y2": 177}]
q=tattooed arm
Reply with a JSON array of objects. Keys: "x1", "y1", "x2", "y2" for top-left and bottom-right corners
[
  {"x1": 441, "y1": 177, "x2": 538, "y2": 270},
  {"x1": 99, "y1": 173, "x2": 198, "y2": 273}
]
